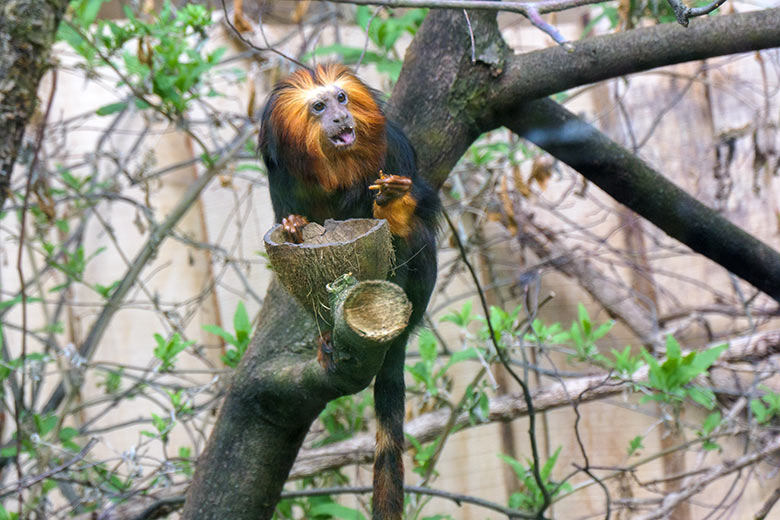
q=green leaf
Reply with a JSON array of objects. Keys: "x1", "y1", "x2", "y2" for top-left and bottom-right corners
[
  {"x1": 202, "y1": 324, "x2": 235, "y2": 345},
  {"x1": 59, "y1": 427, "x2": 79, "y2": 442},
  {"x1": 93, "y1": 280, "x2": 120, "y2": 299},
  {"x1": 441, "y1": 301, "x2": 473, "y2": 327},
  {"x1": 665, "y1": 335, "x2": 682, "y2": 360},
  {"x1": 0, "y1": 445, "x2": 17, "y2": 457},
  {"x1": 701, "y1": 412, "x2": 721, "y2": 435},
  {"x1": 448, "y1": 347, "x2": 479, "y2": 365},
  {"x1": 233, "y1": 301, "x2": 251, "y2": 334},
  {"x1": 689, "y1": 344, "x2": 728, "y2": 374},
  {"x1": 37, "y1": 414, "x2": 58, "y2": 436},
  {"x1": 592, "y1": 320, "x2": 615, "y2": 340},
  {"x1": 78, "y1": 0, "x2": 110, "y2": 26},
  {"x1": 95, "y1": 101, "x2": 129, "y2": 116},
  {"x1": 627, "y1": 435, "x2": 644, "y2": 456},
  {"x1": 687, "y1": 386, "x2": 716, "y2": 409},
  {"x1": 417, "y1": 329, "x2": 437, "y2": 363},
  {"x1": 0, "y1": 502, "x2": 16, "y2": 520},
  {"x1": 577, "y1": 303, "x2": 591, "y2": 331},
  {"x1": 751, "y1": 398, "x2": 769, "y2": 423},
  {"x1": 0, "y1": 295, "x2": 42, "y2": 311},
  {"x1": 540, "y1": 446, "x2": 562, "y2": 481},
  {"x1": 309, "y1": 503, "x2": 367, "y2": 520},
  {"x1": 153, "y1": 332, "x2": 194, "y2": 371}
]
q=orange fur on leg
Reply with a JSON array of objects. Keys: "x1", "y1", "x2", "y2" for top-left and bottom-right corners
[{"x1": 373, "y1": 193, "x2": 417, "y2": 239}]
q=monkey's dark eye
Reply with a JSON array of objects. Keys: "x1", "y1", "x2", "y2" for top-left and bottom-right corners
[
  {"x1": 312, "y1": 101, "x2": 326, "y2": 113},
  {"x1": 337, "y1": 92, "x2": 347, "y2": 104}
]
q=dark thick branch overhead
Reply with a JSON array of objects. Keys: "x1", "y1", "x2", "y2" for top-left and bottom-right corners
[
  {"x1": 391, "y1": 7, "x2": 780, "y2": 190},
  {"x1": 389, "y1": 7, "x2": 780, "y2": 304},
  {"x1": 503, "y1": 99, "x2": 780, "y2": 303},
  {"x1": 487, "y1": 7, "x2": 780, "y2": 113}
]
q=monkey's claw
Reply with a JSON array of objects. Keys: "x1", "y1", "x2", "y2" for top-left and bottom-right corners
[
  {"x1": 282, "y1": 214, "x2": 309, "y2": 244},
  {"x1": 370, "y1": 172, "x2": 412, "y2": 206},
  {"x1": 316, "y1": 331, "x2": 336, "y2": 372}
]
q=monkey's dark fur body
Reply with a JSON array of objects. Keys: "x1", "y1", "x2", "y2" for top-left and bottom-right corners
[{"x1": 259, "y1": 64, "x2": 439, "y2": 520}]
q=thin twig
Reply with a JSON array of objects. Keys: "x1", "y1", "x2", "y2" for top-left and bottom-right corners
[
  {"x1": 14, "y1": 68, "x2": 58, "y2": 512},
  {"x1": 635, "y1": 435, "x2": 780, "y2": 520},
  {"x1": 571, "y1": 382, "x2": 612, "y2": 519},
  {"x1": 325, "y1": 0, "x2": 583, "y2": 44},
  {"x1": 282, "y1": 485, "x2": 538, "y2": 519},
  {"x1": 754, "y1": 487, "x2": 780, "y2": 520},
  {"x1": 443, "y1": 210, "x2": 552, "y2": 516},
  {"x1": 126, "y1": 483, "x2": 540, "y2": 520},
  {"x1": 0, "y1": 438, "x2": 98, "y2": 498},
  {"x1": 220, "y1": 0, "x2": 310, "y2": 70},
  {"x1": 666, "y1": 0, "x2": 729, "y2": 26},
  {"x1": 325, "y1": 0, "x2": 604, "y2": 16},
  {"x1": 462, "y1": 10, "x2": 476, "y2": 64},
  {"x1": 356, "y1": 7, "x2": 381, "y2": 71},
  {"x1": 40, "y1": 123, "x2": 257, "y2": 415}
]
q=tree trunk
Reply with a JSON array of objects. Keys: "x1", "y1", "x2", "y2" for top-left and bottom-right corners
[
  {"x1": 0, "y1": 0, "x2": 69, "y2": 212},
  {"x1": 182, "y1": 242, "x2": 412, "y2": 518}
]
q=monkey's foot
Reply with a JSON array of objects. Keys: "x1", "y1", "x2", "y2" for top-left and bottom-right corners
[
  {"x1": 369, "y1": 172, "x2": 412, "y2": 206},
  {"x1": 282, "y1": 214, "x2": 309, "y2": 244},
  {"x1": 316, "y1": 331, "x2": 336, "y2": 372}
]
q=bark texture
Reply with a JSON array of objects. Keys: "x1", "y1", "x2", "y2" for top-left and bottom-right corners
[
  {"x1": 182, "y1": 254, "x2": 410, "y2": 518},
  {"x1": 0, "y1": 0, "x2": 68, "y2": 212}
]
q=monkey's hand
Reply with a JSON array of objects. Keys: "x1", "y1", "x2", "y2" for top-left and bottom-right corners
[
  {"x1": 370, "y1": 173, "x2": 417, "y2": 239},
  {"x1": 369, "y1": 173, "x2": 412, "y2": 206},
  {"x1": 282, "y1": 214, "x2": 309, "y2": 244}
]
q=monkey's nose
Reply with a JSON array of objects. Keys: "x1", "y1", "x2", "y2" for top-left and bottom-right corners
[{"x1": 333, "y1": 110, "x2": 351, "y2": 124}]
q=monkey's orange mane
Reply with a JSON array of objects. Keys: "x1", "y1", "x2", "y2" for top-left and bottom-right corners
[{"x1": 268, "y1": 64, "x2": 387, "y2": 191}]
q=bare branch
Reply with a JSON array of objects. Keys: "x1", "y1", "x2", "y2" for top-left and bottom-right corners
[
  {"x1": 666, "y1": 0, "x2": 729, "y2": 27},
  {"x1": 0, "y1": 438, "x2": 98, "y2": 499},
  {"x1": 40, "y1": 123, "x2": 258, "y2": 416},
  {"x1": 325, "y1": 0, "x2": 605, "y2": 16},
  {"x1": 635, "y1": 435, "x2": 780, "y2": 520}
]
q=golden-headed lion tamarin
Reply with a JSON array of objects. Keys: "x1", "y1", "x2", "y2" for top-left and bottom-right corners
[{"x1": 259, "y1": 64, "x2": 439, "y2": 520}]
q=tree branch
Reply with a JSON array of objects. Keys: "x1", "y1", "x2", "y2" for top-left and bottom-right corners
[
  {"x1": 326, "y1": 0, "x2": 604, "y2": 15},
  {"x1": 39, "y1": 123, "x2": 258, "y2": 416},
  {"x1": 514, "y1": 209, "x2": 662, "y2": 347},
  {"x1": 182, "y1": 224, "x2": 411, "y2": 518},
  {"x1": 176, "y1": 6, "x2": 780, "y2": 518},
  {"x1": 390, "y1": 7, "x2": 780, "y2": 303},
  {"x1": 635, "y1": 434, "x2": 780, "y2": 520},
  {"x1": 502, "y1": 98, "x2": 780, "y2": 303},
  {"x1": 487, "y1": 7, "x2": 780, "y2": 110},
  {"x1": 389, "y1": 7, "x2": 780, "y2": 190}
]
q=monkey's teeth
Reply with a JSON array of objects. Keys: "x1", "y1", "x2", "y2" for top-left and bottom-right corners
[{"x1": 331, "y1": 128, "x2": 355, "y2": 147}]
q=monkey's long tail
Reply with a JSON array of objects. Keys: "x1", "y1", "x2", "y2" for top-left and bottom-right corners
[{"x1": 372, "y1": 338, "x2": 407, "y2": 520}]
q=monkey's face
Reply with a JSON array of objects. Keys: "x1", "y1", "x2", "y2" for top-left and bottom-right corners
[{"x1": 309, "y1": 86, "x2": 356, "y2": 150}]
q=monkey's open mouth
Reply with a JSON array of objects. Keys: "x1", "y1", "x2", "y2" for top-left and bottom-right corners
[{"x1": 328, "y1": 127, "x2": 355, "y2": 148}]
